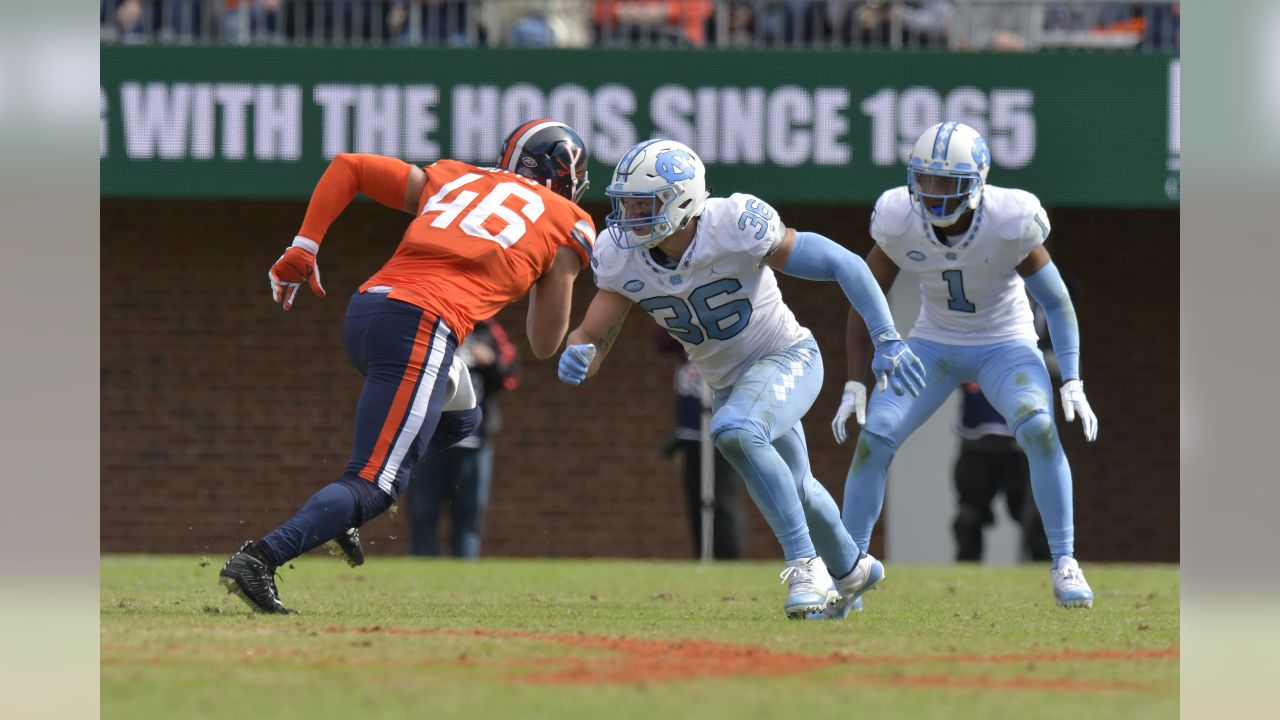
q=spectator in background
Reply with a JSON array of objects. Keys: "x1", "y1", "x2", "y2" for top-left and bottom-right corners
[
  {"x1": 809, "y1": 1, "x2": 949, "y2": 48},
  {"x1": 594, "y1": 0, "x2": 714, "y2": 47},
  {"x1": 656, "y1": 328, "x2": 746, "y2": 560},
  {"x1": 703, "y1": 1, "x2": 824, "y2": 48},
  {"x1": 950, "y1": 0, "x2": 1043, "y2": 51},
  {"x1": 809, "y1": 1, "x2": 885, "y2": 47},
  {"x1": 388, "y1": 0, "x2": 476, "y2": 46},
  {"x1": 1043, "y1": 2, "x2": 1132, "y2": 35},
  {"x1": 103, "y1": 0, "x2": 205, "y2": 42},
  {"x1": 270, "y1": 0, "x2": 398, "y2": 44},
  {"x1": 1142, "y1": 2, "x2": 1179, "y2": 50},
  {"x1": 480, "y1": 0, "x2": 592, "y2": 47},
  {"x1": 408, "y1": 319, "x2": 520, "y2": 558},
  {"x1": 221, "y1": 0, "x2": 282, "y2": 44},
  {"x1": 103, "y1": 0, "x2": 147, "y2": 42},
  {"x1": 704, "y1": 0, "x2": 757, "y2": 47},
  {"x1": 860, "y1": 1, "x2": 951, "y2": 48}
]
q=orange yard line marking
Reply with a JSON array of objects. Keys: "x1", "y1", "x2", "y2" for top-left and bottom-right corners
[
  {"x1": 315, "y1": 625, "x2": 1177, "y2": 689},
  {"x1": 104, "y1": 625, "x2": 1177, "y2": 692},
  {"x1": 866, "y1": 673, "x2": 1158, "y2": 693},
  {"x1": 825, "y1": 645, "x2": 1182, "y2": 666}
]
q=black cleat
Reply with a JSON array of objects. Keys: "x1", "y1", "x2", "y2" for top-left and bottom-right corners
[
  {"x1": 219, "y1": 541, "x2": 294, "y2": 614},
  {"x1": 324, "y1": 527, "x2": 365, "y2": 568}
]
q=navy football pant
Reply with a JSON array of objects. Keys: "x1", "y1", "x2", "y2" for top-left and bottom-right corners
[{"x1": 260, "y1": 291, "x2": 459, "y2": 565}]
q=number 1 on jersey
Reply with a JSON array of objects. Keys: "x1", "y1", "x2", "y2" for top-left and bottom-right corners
[{"x1": 942, "y1": 269, "x2": 976, "y2": 313}]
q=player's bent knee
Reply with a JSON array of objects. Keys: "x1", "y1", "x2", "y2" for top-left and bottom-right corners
[
  {"x1": 711, "y1": 424, "x2": 769, "y2": 461},
  {"x1": 336, "y1": 476, "x2": 394, "y2": 525},
  {"x1": 861, "y1": 413, "x2": 902, "y2": 449},
  {"x1": 859, "y1": 423, "x2": 899, "y2": 453},
  {"x1": 1012, "y1": 411, "x2": 1059, "y2": 458}
]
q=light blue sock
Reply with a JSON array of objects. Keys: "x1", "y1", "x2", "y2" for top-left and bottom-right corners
[
  {"x1": 798, "y1": 476, "x2": 859, "y2": 578},
  {"x1": 715, "y1": 426, "x2": 816, "y2": 561},
  {"x1": 1013, "y1": 412, "x2": 1075, "y2": 561},
  {"x1": 842, "y1": 431, "x2": 896, "y2": 553},
  {"x1": 772, "y1": 425, "x2": 858, "y2": 576}
]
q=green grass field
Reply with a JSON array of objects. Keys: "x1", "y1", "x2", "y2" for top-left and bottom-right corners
[{"x1": 101, "y1": 555, "x2": 1178, "y2": 719}]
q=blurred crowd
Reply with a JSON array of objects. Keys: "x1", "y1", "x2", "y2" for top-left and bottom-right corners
[{"x1": 102, "y1": 0, "x2": 1178, "y2": 51}]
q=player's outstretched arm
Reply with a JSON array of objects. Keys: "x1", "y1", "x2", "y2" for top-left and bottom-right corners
[
  {"x1": 557, "y1": 290, "x2": 633, "y2": 385},
  {"x1": 833, "y1": 246, "x2": 908, "y2": 441},
  {"x1": 268, "y1": 154, "x2": 426, "y2": 311},
  {"x1": 1018, "y1": 246, "x2": 1097, "y2": 442},
  {"x1": 844, "y1": 246, "x2": 901, "y2": 383},
  {"x1": 769, "y1": 230, "x2": 893, "y2": 338},
  {"x1": 772, "y1": 230, "x2": 925, "y2": 403},
  {"x1": 526, "y1": 246, "x2": 584, "y2": 359}
]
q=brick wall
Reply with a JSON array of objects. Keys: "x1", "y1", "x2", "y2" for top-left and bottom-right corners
[{"x1": 101, "y1": 199, "x2": 1177, "y2": 562}]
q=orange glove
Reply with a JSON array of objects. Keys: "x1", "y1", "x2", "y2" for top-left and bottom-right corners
[{"x1": 268, "y1": 237, "x2": 325, "y2": 310}]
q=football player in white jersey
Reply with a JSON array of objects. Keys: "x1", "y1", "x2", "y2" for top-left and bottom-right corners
[
  {"x1": 557, "y1": 138, "x2": 926, "y2": 619},
  {"x1": 830, "y1": 121, "x2": 1099, "y2": 612}
]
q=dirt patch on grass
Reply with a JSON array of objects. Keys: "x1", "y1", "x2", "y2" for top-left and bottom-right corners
[{"x1": 325, "y1": 625, "x2": 1176, "y2": 691}]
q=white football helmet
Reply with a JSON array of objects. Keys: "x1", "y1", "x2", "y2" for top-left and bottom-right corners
[
  {"x1": 605, "y1": 138, "x2": 709, "y2": 249},
  {"x1": 907, "y1": 121, "x2": 991, "y2": 227}
]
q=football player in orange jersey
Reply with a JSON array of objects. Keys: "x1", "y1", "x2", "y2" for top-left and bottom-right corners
[{"x1": 219, "y1": 120, "x2": 595, "y2": 613}]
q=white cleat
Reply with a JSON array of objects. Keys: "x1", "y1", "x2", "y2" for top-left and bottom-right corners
[
  {"x1": 808, "y1": 554, "x2": 885, "y2": 620},
  {"x1": 1051, "y1": 556, "x2": 1095, "y2": 609},
  {"x1": 780, "y1": 557, "x2": 837, "y2": 619}
]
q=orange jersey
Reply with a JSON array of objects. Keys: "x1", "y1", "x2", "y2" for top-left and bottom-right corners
[{"x1": 361, "y1": 159, "x2": 596, "y2": 339}]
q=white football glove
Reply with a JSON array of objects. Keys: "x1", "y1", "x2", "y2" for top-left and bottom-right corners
[
  {"x1": 1059, "y1": 379, "x2": 1098, "y2": 442},
  {"x1": 831, "y1": 380, "x2": 868, "y2": 445}
]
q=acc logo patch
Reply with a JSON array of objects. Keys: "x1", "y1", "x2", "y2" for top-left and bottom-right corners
[
  {"x1": 907, "y1": 250, "x2": 927, "y2": 261},
  {"x1": 623, "y1": 279, "x2": 645, "y2": 293},
  {"x1": 521, "y1": 156, "x2": 538, "y2": 168}
]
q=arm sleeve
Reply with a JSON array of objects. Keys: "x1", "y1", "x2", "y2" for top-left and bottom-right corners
[
  {"x1": 1023, "y1": 261, "x2": 1080, "y2": 381},
  {"x1": 781, "y1": 231, "x2": 896, "y2": 342},
  {"x1": 297, "y1": 153, "x2": 414, "y2": 246}
]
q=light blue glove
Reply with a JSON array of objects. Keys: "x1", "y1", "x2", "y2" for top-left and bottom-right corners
[
  {"x1": 871, "y1": 331, "x2": 926, "y2": 397},
  {"x1": 557, "y1": 343, "x2": 597, "y2": 385}
]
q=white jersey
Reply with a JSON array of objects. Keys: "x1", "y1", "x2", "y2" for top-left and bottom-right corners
[
  {"x1": 871, "y1": 184, "x2": 1050, "y2": 346},
  {"x1": 592, "y1": 193, "x2": 810, "y2": 390}
]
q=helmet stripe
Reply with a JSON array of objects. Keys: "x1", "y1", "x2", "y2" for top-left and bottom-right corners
[
  {"x1": 614, "y1": 138, "x2": 661, "y2": 180},
  {"x1": 501, "y1": 119, "x2": 563, "y2": 172},
  {"x1": 565, "y1": 142, "x2": 583, "y2": 201},
  {"x1": 932, "y1": 121, "x2": 959, "y2": 161}
]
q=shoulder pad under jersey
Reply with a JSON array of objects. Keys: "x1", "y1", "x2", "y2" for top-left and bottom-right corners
[
  {"x1": 589, "y1": 231, "x2": 628, "y2": 291},
  {"x1": 871, "y1": 186, "x2": 915, "y2": 242},
  {"x1": 988, "y1": 187, "x2": 1044, "y2": 240},
  {"x1": 710, "y1": 193, "x2": 786, "y2": 259}
]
